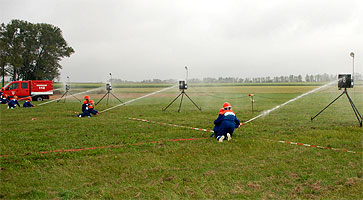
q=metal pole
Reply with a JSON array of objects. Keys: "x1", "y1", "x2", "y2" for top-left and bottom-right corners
[
  {"x1": 185, "y1": 66, "x2": 188, "y2": 81},
  {"x1": 252, "y1": 96, "x2": 254, "y2": 114},
  {"x1": 178, "y1": 92, "x2": 184, "y2": 112},
  {"x1": 352, "y1": 55, "x2": 354, "y2": 83}
]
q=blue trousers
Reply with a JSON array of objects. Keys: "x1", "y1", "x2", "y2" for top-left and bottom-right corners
[{"x1": 216, "y1": 121, "x2": 236, "y2": 138}]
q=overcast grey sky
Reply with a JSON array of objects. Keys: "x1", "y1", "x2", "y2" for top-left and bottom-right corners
[{"x1": 1, "y1": 0, "x2": 362, "y2": 82}]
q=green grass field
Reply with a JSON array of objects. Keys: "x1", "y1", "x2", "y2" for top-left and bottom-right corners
[{"x1": 0, "y1": 84, "x2": 362, "y2": 199}]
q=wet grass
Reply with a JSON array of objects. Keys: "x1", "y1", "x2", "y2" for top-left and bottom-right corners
[{"x1": 0, "y1": 84, "x2": 362, "y2": 199}]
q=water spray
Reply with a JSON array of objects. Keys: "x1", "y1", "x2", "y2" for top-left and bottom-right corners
[
  {"x1": 37, "y1": 86, "x2": 103, "y2": 106},
  {"x1": 243, "y1": 80, "x2": 337, "y2": 125},
  {"x1": 162, "y1": 67, "x2": 202, "y2": 112},
  {"x1": 57, "y1": 76, "x2": 82, "y2": 103},
  {"x1": 311, "y1": 74, "x2": 362, "y2": 127},
  {"x1": 96, "y1": 73, "x2": 123, "y2": 106},
  {"x1": 99, "y1": 85, "x2": 177, "y2": 113}
]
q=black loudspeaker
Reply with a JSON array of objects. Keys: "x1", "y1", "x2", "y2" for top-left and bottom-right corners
[
  {"x1": 179, "y1": 80, "x2": 187, "y2": 90},
  {"x1": 338, "y1": 74, "x2": 353, "y2": 89},
  {"x1": 106, "y1": 83, "x2": 112, "y2": 91}
]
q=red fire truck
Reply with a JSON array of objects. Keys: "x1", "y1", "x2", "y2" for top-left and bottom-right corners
[{"x1": 3, "y1": 80, "x2": 53, "y2": 101}]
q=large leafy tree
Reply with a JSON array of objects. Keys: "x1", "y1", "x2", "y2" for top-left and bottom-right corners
[
  {"x1": 0, "y1": 34, "x2": 10, "y2": 86},
  {"x1": 0, "y1": 19, "x2": 74, "y2": 81}
]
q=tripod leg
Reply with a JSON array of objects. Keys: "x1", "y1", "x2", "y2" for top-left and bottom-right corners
[
  {"x1": 345, "y1": 92, "x2": 363, "y2": 123},
  {"x1": 107, "y1": 92, "x2": 110, "y2": 105},
  {"x1": 184, "y1": 92, "x2": 202, "y2": 111},
  {"x1": 68, "y1": 91, "x2": 81, "y2": 102},
  {"x1": 311, "y1": 91, "x2": 345, "y2": 121},
  {"x1": 178, "y1": 93, "x2": 184, "y2": 112},
  {"x1": 96, "y1": 92, "x2": 109, "y2": 105},
  {"x1": 57, "y1": 92, "x2": 67, "y2": 102},
  {"x1": 162, "y1": 92, "x2": 183, "y2": 111},
  {"x1": 110, "y1": 92, "x2": 123, "y2": 103}
]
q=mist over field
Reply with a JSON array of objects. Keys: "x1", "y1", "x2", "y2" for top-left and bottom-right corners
[{"x1": 1, "y1": 0, "x2": 362, "y2": 82}]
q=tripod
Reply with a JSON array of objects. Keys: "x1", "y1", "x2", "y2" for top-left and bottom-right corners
[
  {"x1": 162, "y1": 89, "x2": 201, "y2": 112},
  {"x1": 311, "y1": 88, "x2": 362, "y2": 127},
  {"x1": 95, "y1": 89, "x2": 123, "y2": 106},
  {"x1": 57, "y1": 85, "x2": 81, "y2": 103}
]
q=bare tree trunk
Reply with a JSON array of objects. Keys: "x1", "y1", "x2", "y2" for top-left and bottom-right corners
[{"x1": 2, "y1": 66, "x2": 4, "y2": 86}]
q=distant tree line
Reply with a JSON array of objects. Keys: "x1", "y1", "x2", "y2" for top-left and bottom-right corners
[
  {"x1": 0, "y1": 19, "x2": 74, "y2": 86},
  {"x1": 111, "y1": 73, "x2": 362, "y2": 84}
]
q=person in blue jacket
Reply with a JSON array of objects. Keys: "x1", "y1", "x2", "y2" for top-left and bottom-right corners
[
  {"x1": 88, "y1": 100, "x2": 99, "y2": 115},
  {"x1": 8, "y1": 96, "x2": 20, "y2": 109},
  {"x1": 210, "y1": 108, "x2": 225, "y2": 138},
  {"x1": 0, "y1": 94, "x2": 9, "y2": 104},
  {"x1": 78, "y1": 95, "x2": 91, "y2": 117},
  {"x1": 23, "y1": 97, "x2": 35, "y2": 107},
  {"x1": 214, "y1": 102, "x2": 242, "y2": 142}
]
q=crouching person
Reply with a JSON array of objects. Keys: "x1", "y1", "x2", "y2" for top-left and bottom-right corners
[
  {"x1": 77, "y1": 95, "x2": 91, "y2": 118},
  {"x1": 211, "y1": 108, "x2": 225, "y2": 138},
  {"x1": 8, "y1": 96, "x2": 20, "y2": 109},
  {"x1": 0, "y1": 94, "x2": 9, "y2": 104},
  {"x1": 23, "y1": 97, "x2": 35, "y2": 107},
  {"x1": 88, "y1": 100, "x2": 99, "y2": 115},
  {"x1": 214, "y1": 102, "x2": 241, "y2": 142}
]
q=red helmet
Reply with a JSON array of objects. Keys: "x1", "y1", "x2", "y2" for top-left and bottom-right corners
[
  {"x1": 90, "y1": 100, "x2": 94, "y2": 104},
  {"x1": 84, "y1": 95, "x2": 90, "y2": 100},
  {"x1": 223, "y1": 102, "x2": 232, "y2": 108}
]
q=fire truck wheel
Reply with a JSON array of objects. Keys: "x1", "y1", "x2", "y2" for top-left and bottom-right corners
[{"x1": 36, "y1": 96, "x2": 43, "y2": 101}]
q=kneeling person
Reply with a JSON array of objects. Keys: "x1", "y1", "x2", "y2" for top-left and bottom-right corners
[
  {"x1": 23, "y1": 97, "x2": 35, "y2": 107},
  {"x1": 8, "y1": 96, "x2": 20, "y2": 109},
  {"x1": 214, "y1": 102, "x2": 241, "y2": 142},
  {"x1": 88, "y1": 100, "x2": 99, "y2": 115},
  {"x1": 78, "y1": 95, "x2": 91, "y2": 117}
]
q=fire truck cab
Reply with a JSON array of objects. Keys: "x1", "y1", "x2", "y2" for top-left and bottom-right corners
[{"x1": 3, "y1": 80, "x2": 53, "y2": 101}]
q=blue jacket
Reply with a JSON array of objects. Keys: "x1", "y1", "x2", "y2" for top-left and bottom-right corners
[
  {"x1": 0, "y1": 97, "x2": 8, "y2": 104},
  {"x1": 23, "y1": 101, "x2": 34, "y2": 107},
  {"x1": 214, "y1": 111, "x2": 241, "y2": 136},
  {"x1": 82, "y1": 100, "x2": 89, "y2": 112},
  {"x1": 214, "y1": 111, "x2": 240, "y2": 126},
  {"x1": 8, "y1": 99, "x2": 20, "y2": 108},
  {"x1": 213, "y1": 114, "x2": 223, "y2": 133}
]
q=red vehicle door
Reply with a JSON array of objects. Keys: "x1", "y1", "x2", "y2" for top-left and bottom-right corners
[
  {"x1": 4, "y1": 81, "x2": 20, "y2": 96},
  {"x1": 18, "y1": 81, "x2": 30, "y2": 96},
  {"x1": 4, "y1": 81, "x2": 30, "y2": 97}
]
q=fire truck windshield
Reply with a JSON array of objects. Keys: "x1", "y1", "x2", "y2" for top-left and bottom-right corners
[{"x1": 4, "y1": 82, "x2": 11, "y2": 89}]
